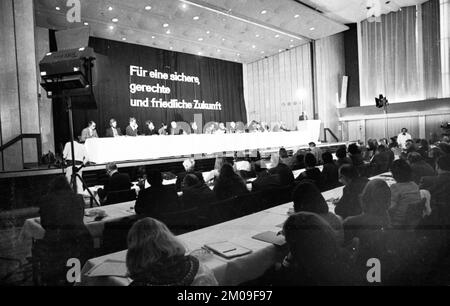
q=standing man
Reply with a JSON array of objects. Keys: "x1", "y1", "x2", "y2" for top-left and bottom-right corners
[
  {"x1": 80, "y1": 121, "x2": 99, "y2": 143},
  {"x1": 397, "y1": 128, "x2": 412, "y2": 150},
  {"x1": 126, "y1": 117, "x2": 139, "y2": 136},
  {"x1": 105, "y1": 118, "x2": 122, "y2": 137}
]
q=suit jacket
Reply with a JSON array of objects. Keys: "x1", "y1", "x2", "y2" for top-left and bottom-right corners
[
  {"x1": 181, "y1": 183, "x2": 217, "y2": 210},
  {"x1": 420, "y1": 173, "x2": 450, "y2": 209},
  {"x1": 144, "y1": 128, "x2": 158, "y2": 136},
  {"x1": 80, "y1": 128, "x2": 99, "y2": 143},
  {"x1": 269, "y1": 163, "x2": 295, "y2": 186},
  {"x1": 410, "y1": 161, "x2": 436, "y2": 184},
  {"x1": 135, "y1": 185, "x2": 180, "y2": 218},
  {"x1": 296, "y1": 168, "x2": 325, "y2": 190},
  {"x1": 252, "y1": 173, "x2": 283, "y2": 192},
  {"x1": 321, "y1": 162, "x2": 340, "y2": 190},
  {"x1": 105, "y1": 127, "x2": 123, "y2": 137},
  {"x1": 126, "y1": 126, "x2": 139, "y2": 136},
  {"x1": 175, "y1": 171, "x2": 205, "y2": 191},
  {"x1": 99, "y1": 172, "x2": 132, "y2": 199},
  {"x1": 334, "y1": 176, "x2": 369, "y2": 220}
]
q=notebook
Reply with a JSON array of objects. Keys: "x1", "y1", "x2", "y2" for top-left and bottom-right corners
[
  {"x1": 252, "y1": 231, "x2": 286, "y2": 247},
  {"x1": 85, "y1": 259, "x2": 128, "y2": 278},
  {"x1": 203, "y1": 241, "x2": 252, "y2": 259}
]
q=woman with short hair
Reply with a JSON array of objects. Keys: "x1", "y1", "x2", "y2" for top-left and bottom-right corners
[{"x1": 126, "y1": 217, "x2": 218, "y2": 286}]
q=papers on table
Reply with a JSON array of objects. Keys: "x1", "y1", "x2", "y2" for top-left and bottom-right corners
[
  {"x1": 203, "y1": 241, "x2": 252, "y2": 259},
  {"x1": 85, "y1": 259, "x2": 129, "y2": 278},
  {"x1": 252, "y1": 231, "x2": 286, "y2": 247}
]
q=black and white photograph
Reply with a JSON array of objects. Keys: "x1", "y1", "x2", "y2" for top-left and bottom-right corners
[{"x1": 0, "y1": 0, "x2": 449, "y2": 295}]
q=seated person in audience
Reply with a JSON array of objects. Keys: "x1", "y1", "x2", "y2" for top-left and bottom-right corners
[
  {"x1": 404, "y1": 139, "x2": 416, "y2": 156},
  {"x1": 308, "y1": 142, "x2": 323, "y2": 164},
  {"x1": 97, "y1": 162, "x2": 132, "y2": 201},
  {"x1": 181, "y1": 174, "x2": 217, "y2": 210},
  {"x1": 80, "y1": 121, "x2": 98, "y2": 143},
  {"x1": 126, "y1": 117, "x2": 139, "y2": 136},
  {"x1": 279, "y1": 148, "x2": 294, "y2": 169},
  {"x1": 389, "y1": 159, "x2": 422, "y2": 228},
  {"x1": 268, "y1": 153, "x2": 295, "y2": 186},
  {"x1": 126, "y1": 217, "x2": 218, "y2": 286},
  {"x1": 407, "y1": 152, "x2": 436, "y2": 184},
  {"x1": 292, "y1": 182, "x2": 344, "y2": 244},
  {"x1": 158, "y1": 123, "x2": 168, "y2": 135},
  {"x1": 417, "y1": 139, "x2": 430, "y2": 160},
  {"x1": 37, "y1": 176, "x2": 93, "y2": 284},
  {"x1": 370, "y1": 145, "x2": 392, "y2": 175},
  {"x1": 420, "y1": 155, "x2": 450, "y2": 210},
  {"x1": 333, "y1": 164, "x2": 369, "y2": 220},
  {"x1": 105, "y1": 118, "x2": 123, "y2": 137},
  {"x1": 144, "y1": 120, "x2": 158, "y2": 136},
  {"x1": 135, "y1": 170, "x2": 179, "y2": 219},
  {"x1": 295, "y1": 153, "x2": 323, "y2": 189},
  {"x1": 343, "y1": 180, "x2": 391, "y2": 267},
  {"x1": 363, "y1": 139, "x2": 378, "y2": 162},
  {"x1": 427, "y1": 146, "x2": 445, "y2": 170},
  {"x1": 321, "y1": 151, "x2": 339, "y2": 190},
  {"x1": 348, "y1": 143, "x2": 365, "y2": 167},
  {"x1": 204, "y1": 156, "x2": 227, "y2": 184},
  {"x1": 175, "y1": 158, "x2": 205, "y2": 192},
  {"x1": 213, "y1": 163, "x2": 249, "y2": 200},
  {"x1": 336, "y1": 146, "x2": 352, "y2": 169},
  {"x1": 291, "y1": 151, "x2": 305, "y2": 170},
  {"x1": 252, "y1": 163, "x2": 283, "y2": 192},
  {"x1": 257, "y1": 212, "x2": 355, "y2": 286}
]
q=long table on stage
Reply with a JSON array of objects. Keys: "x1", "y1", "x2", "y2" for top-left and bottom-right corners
[{"x1": 84, "y1": 128, "x2": 321, "y2": 165}]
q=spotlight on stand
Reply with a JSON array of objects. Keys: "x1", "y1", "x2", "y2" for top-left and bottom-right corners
[{"x1": 375, "y1": 94, "x2": 388, "y2": 109}]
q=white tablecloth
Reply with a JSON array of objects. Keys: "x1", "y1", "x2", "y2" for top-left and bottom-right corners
[{"x1": 84, "y1": 130, "x2": 321, "y2": 164}]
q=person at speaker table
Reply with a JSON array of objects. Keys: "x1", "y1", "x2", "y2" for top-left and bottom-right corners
[
  {"x1": 97, "y1": 162, "x2": 132, "y2": 201},
  {"x1": 80, "y1": 121, "x2": 98, "y2": 143},
  {"x1": 168, "y1": 121, "x2": 178, "y2": 135},
  {"x1": 299, "y1": 111, "x2": 308, "y2": 121},
  {"x1": 215, "y1": 122, "x2": 227, "y2": 134},
  {"x1": 191, "y1": 122, "x2": 200, "y2": 134},
  {"x1": 126, "y1": 217, "x2": 218, "y2": 286},
  {"x1": 158, "y1": 123, "x2": 168, "y2": 135},
  {"x1": 126, "y1": 117, "x2": 139, "y2": 137},
  {"x1": 105, "y1": 118, "x2": 123, "y2": 137},
  {"x1": 397, "y1": 128, "x2": 412, "y2": 150},
  {"x1": 144, "y1": 120, "x2": 158, "y2": 136}
]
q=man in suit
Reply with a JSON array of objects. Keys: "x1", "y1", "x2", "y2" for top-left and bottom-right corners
[
  {"x1": 80, "y1": 121, "x2": 99, "y2": 143},
  {"x1": 420, "y1": 155, "x2": 450, "y2": 210},
  {"x1": 144, "y1": 120, "x2": 158, "y2": 136},
  {"x1": 105, "y1": 118, "x2": 123, "y2": 137},
  {"x1": 97, "y1": 163, "x2": 132, "y2": 201},
  {"x1": 252, "y1": 163, "x2": 283, "y2": 192},
  {"x1": 175, "y1": 158, "x2": 205, "y2": 191},
  {"x1": 135, "y1": 170, "x2": 180, "y2": 219},
  {"x1": 126, "y1": 117, "x2": 139, "y2": 136},
  {"x1": 181, "y1": 174, "x2": 217, "y2": 210}
]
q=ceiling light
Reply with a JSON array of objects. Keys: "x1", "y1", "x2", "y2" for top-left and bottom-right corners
[
  {"x1": 122, "y1": 37, "x2": 126, "y2": 41},
  {"x1": 290, "y1": 45, "x2": 294, "y2": 48},
  {"x1": 151, "y1": 36, "x2": 155, "y2": 39},
  {"x1": 256, "y1": 34, "x2": 260, "y2": 38},
  {"x1": 294, "y1": 14, "x2": 299, "y2": 18},
  {"x1": 198, "y1": 51, "x2": 202, "y2": 55},
  {"x1": 310, "y1": 27, "x2": 315, "y2": 31},
  {"x1": 166, "y1": 30, "x2": 171, "y2": 34},
  {"x1": 237, "y1": 53, "x2": 240, "y2": 56},
  {"x1": 260, "y1": 51, "x2": 264, "y2": 54},
  {"x1": 198, "y1": 37, "x2": 203, "y2": 41},
  {"x1": 290, "y1": 39, "x2": 294, "y2": 42},
  {"x1": 169, "y1": 46, "x2": 173, "y2": 50},
  {"x1": 163, "y1": 23, "x2": 169, "y2": 27},
  {"x1": 112, "y1": 18, "x2": 118, "y2": 23},
  {"x1": 261, "y1": 10, "x2": 267, "y2": 14},
  {"x1": 222, "y1": 38, "x2": 225, "y2": 41},
  {"x1": 193, "y1": 16, "x2": 200, "y2": 20},
  {"x1": 55, "y1": 6, "x2": 60, "y2": 11},
  {"x1": 217, "y1": 49, "x2": 221, "y2": 52},
  {"x1": 108, "y1": 6, "x2": 113, "y2": 11},
  {"x1": 279, "y1": 49, "x2": 283, "y2": 52},
  {"x1": 181, "y1": 3, "x2": 188, "y2": 9},
  {"x1": 84, "y1": 22, "x2": 89, "y2": 26},
  {"x1": 109, "y1": 25, "x2": 114, "y2": 30},
  {"x1": 252, "y1": 45, "x2": 256, "y2": 48},
  {"x1": 206, "y1": 30, "x2": 210, "y2": 34},
  {"x1": 145, "y1": 6, "x2": 152, "y2": 10},
  {"x1": 275, "y1": 34, "x2": 280, "y2": 38}
]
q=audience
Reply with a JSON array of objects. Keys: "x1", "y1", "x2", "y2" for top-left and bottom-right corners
[
  {"x1": 97, "y1": 162, "x2": 132, "y2": 202},
  {"x1": 389, "y1": 159, "x2": 422, "y2": 228},
  {"x1": 292, "y1": 182, "x2": 344, "y2": 244},
  {"x1": 420, "y1": 155, "x2": 450, "y2": 210},
  {"x1": 295, "y1": 153, "x2": 323, "y2": 189},
  {"x1": 334, "y1": 164, "x2": 369, "y2": 220},
  {"x1": 321, "y1": 151, "x2": 340, "y2": 190},
  {"x1": 335, "y1": 146, "x2": 352, "y2": 169},
  {"x1": 370, "y1": 145, "x2": 393, "y2": 175},
  {"x1": 308, "y1": 142, "x2": 323, "y2": 164},
  {"x1": 126, "y1": 217, "x2": 218, "y2": 286},
  {"x1": 279, "y1": 148, "x2": 294, "y2": 169},
  {"x1": 175, "y1": 159, "x2": 205, "y2": 192},
  {"x1": 181, "y1": 174, "x2": 217, "y2": 210},
  {"x1": 268, "y1": 154, "x2": 295, "y2": 186},
  {"x1": 135, "y1": 170, "x2": 179, "y2": 219},
  {"x1": 252, "y1": 163, "x2": 283, "y2": 192},
  {"x1": 407, "y1": 152, "x2": 436, "y2": 184},
  {"x1": 213, "y1": 164, "x2": 249, "y2": 200}
]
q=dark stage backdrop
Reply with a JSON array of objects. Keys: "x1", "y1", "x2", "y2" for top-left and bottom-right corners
[{"x1": 53, "y1": 37, "x2": 247, "y2": 150}]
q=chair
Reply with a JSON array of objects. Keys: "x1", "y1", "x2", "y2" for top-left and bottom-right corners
[
  {"x1": 197, "y1": 198, "x2": 235, "y2": 227},
  {"x1": 260, "y1": 185, "x2": 293, "y2": 209},
  {"x1": 101, "y1": 215, "x2": 139, "y2": 255},
  {"x1": 160, "y1": 208, "x2": 199, "y2": 235},
  {"x1": 234, "y1": 192, "x2": 264, "y2": 216},
  {"x1": 403, "y1": 198, "x2": 427, "y2": 230},
  {"x1": 103, "y1": 189, "x2": 136, "y2": 206}
]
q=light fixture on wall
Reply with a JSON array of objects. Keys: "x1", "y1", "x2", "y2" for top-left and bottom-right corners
[{"x1": 366, "y1": 0, "x2": 401, "y2": 22}]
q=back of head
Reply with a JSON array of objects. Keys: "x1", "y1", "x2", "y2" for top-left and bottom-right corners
[
  {"x1": 309, "y1": 142, "x2": 316, "y2": 148},
  {"x1": 219, "y1": 163, "x2": 236, "y2": 179},
  {"x1": 292, "y1": 182, "x2": 328, "y2": 214},
  {"x1": 49, "y1": 175, "x2": 72, "y2": 193},
  {"x1": 279, "y1": 148, "x2": 288, "y2": 159},
  {"x1": 106, "y1": 162, "x2": 118, "y2": 173},
  {"x1": 407, "y1": 152, "x2": 423, "y2": 164},
  {"x1": 348, "y1": 143, "x2": 361, "y2": 155},
  {"x1": 322, "y1": 151, "x2": 333, "y2": 164},
  {"x1": 304, "y1": 153, "x2": 317, "y2": 168},
  {"x1": 336, "y1": 146, "x2": 347, "y2": 159},
  {"x1": 183, "y1": 158, "x2": 195, "y2": 172},
  {"x1": 283, "y1": 212, "x2": 338, "y2": 265},
  {"x1": 339, "y1": 164, "x2": 359, "y2": 181},
  {"x1": 367, "y1": 139, "x2": 378, "y2": 150},
  {"x1": 147, "y1": 170, "x2": 163, "y2": 187},
  {"x1": 437, "y1": 154, "x2": 450, "y2": 172},
  {"x1": 360, "y1": 179, "x2": 390, "y2": 216},
  {"x1": 126, "y1": 217, "x2": 185, "y2": 279},
  {"x1": 391, "y1": 159, "x2": 412, "y2": 183},
  {"x1": 183, "y1": 174, "x2": 200, "y2": 188}
]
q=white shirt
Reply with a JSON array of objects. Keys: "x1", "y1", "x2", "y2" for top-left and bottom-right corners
[{"x1": 397, "y1": 132, "x2": 412, "y2": 149}]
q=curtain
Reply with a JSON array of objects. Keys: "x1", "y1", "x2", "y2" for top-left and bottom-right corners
[
  {"x1": 423, "y1": 0, "x2": 442, "y2": 99},
  {"x1": 440, "y1": 0, "x2": 450, "y2": 96},
  {"x1": 360, "y1": 6, "x2": 419, "y2": 106}
]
